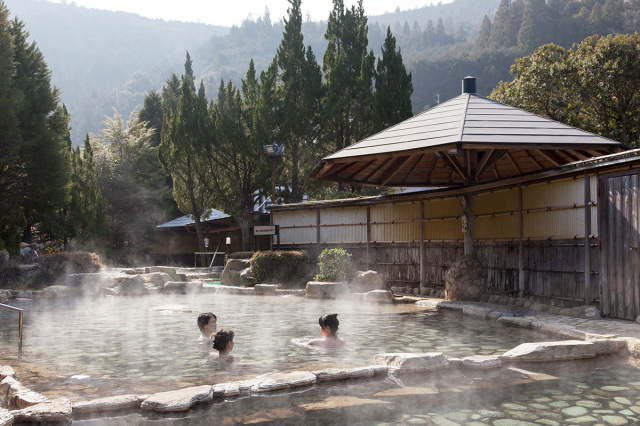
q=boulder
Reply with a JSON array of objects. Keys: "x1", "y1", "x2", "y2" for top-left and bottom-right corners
[
  {"x1": 225, "y1": 259, "x2": 251, "y2": 271},
  {"x1": 10, "y1": 398, "x2": 72, "y2": 423},
  {"x1": 9, "y1": 389, "x2": 48, "y2": 410},
  {"x1": 141, "y1": 385, "x2": 213, "y2": 412},
  {"x1": 305, "y1": 281, "x2": 349, "y2": 299},
  {"x1": 221, "y1": 268, "x2": 252, "y2": 287},
  {"x1": 313, "y1": 366, "x2": 386, "y2": 381},
  {"x1": 39, "y1": 285, "x2": 70, "y2": 298},
  {"x1": 461, "y1": 355, "x2": 502, "y2": 369},
  {"x1": 66, "y1": 273, "x2": 114, "y2": 295},
  {"x1": 254, "y1": 284, "x2": 278, "y2": 295},
  {"x1": 147, "y1": 272, "x2": 172, "y2": 287},
  {"x1": 160, "y1": 281, "x2": 202, "y2": 294},
  {"x1": 0, "y1": 293, "x2": 7, "y2": 304},
  {"x1": 115, "y1": 276, "x2": 147, "y2": 296},
  {"x1": 0, "y1": 366, "x2": 15, "y2": 381},
  {"x1": 0, "y1": 249, "x2": 9, "y2": 267},
  {"x1": 251, "y1": 371, "x2": 317, "y2": 393},
  {"x1": 363, "y1": 289, "x2": 394, "y2": 303},
  {"x1": 14, "y1": 291, "x2": 33, "y2": 299},
  {"x1": 372, "y1": 352, "x2": 449, "y2": 373},
  {"x1": 148, "y1": 266, "x2": 180, "y2": 282},
  {"x1": 0, "y1": 409, "x2": 13, "y2": 426},
  {"x1": 501, "y1": 340, "x2": 596, "y2": 362},
  {"x1": 350, "y1": 270, "x2": 390, "y2": 292},
  {"x1": 73, "y1": 394, "x2": 147, "y2": 414}
]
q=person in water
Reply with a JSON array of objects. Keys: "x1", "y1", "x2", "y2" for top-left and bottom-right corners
[
  {"x1": 197, "y1": 312, "x2": 217, "y2": 342},
  {"x1": 307, "y1": 313, "x2": 344, "y2": 349},
  {"x1": 212, "y1": 329, "x2": 235, "y2": 361}
]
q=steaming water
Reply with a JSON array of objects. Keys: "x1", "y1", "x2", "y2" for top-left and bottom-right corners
[
  {"x1": 75, "y1": 355, "x2": 640, "y2": 425},
  {"x1": 0, "y1": 293, "x2": 551, "y2": 400}
]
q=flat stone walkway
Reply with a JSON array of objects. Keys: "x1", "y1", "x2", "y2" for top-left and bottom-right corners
[{"x1": 432, "y1": 299, "x2": 640, "y2": 341}]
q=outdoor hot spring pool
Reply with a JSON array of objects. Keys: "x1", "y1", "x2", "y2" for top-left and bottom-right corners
[{"x1": 0, "y1": 293, "x2": 552, "y2": 402}]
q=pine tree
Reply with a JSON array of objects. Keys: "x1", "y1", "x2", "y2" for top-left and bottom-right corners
[
  {"x1": 277, "y1": 0, "x2": 323, "y2": 203},
  {"x1": 475, "y1": 15, "x2": 492, "y2": 50},
  {"x1": 10, "y1": 18, "x2": 71, "y2": 242},
  {"x1": 139, "y1": 90, "x2": 163, "y2": 147},
  {"x1": 373, "y1": 27, "x2": 413, "y2": 133},
  {"x1": 518, "y1": 0, "x2": 550, "y2": 51}
]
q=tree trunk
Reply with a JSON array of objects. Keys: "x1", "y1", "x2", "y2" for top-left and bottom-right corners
[{"x1": 238, "y1": 212, "x2": 252, "y2": 252}]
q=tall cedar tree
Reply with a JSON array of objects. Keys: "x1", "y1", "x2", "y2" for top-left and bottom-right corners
[
  {"x1": 517, "y1": 0, "x2": 549, "y2": 51},
  {"x1": 277, "y1": 0, "x2": 323, "y2": 203},
  {"x1": 159, "y1": 53, "x2": 213, "y2": 252},
  {"x1": 10, "y1": 18, "x2": 71, "y2": 243},
  {"x1": 373, "y1": 27, "x2": 413, "y2": 133}
]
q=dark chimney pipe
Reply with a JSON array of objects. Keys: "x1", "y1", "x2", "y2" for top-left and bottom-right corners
[{"x1": 462, "y1": 76, "x2": 476, "y2": 94}]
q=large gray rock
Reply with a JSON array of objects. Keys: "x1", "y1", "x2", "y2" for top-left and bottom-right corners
[
  {"x1": 66, "y1": 273, "x2": 114, "y2": 295},
  {"x1": 372, "y1": 353, "x2": 449, "y2": 373},
  {"x1": 73, "y1": 394, "x2": 147, "y2": 414},
  {"x1": 221, "y1": 268, "x2": 252, "y2": 286},
  {"x1": 305, "y1": 281, "x2": 349, "y2": 299},
  {"x1": 9, "y1": 389, "x2": 48, "y2": 410},
  {"x1": 254, "y1": 284, "x2": 278, "y2": 295},
  {"x1": 225, "y1": 259, "x2": 251, "y2": 271},
  {"x1": 115, "y1": 276, "x2": 147, "y2": 296},
  {"x1": 141, "y1": 385, "x2": 213, "y2": 412},
  {"x1": 10, "y1": 398, "x2": 72, "y2": 422},
  {"x1": 501, "y1": 340, "x2": 596, "y2": 362},
  {"x1": 0, "y1": 409, "x2": 13, "y2": 426},
  {"x1": 148, "y1": 266, "x2": 180, "y2": 281},
  {"x1": 363, "y1": 289, "x2": 394, "y2": 303},
  {"x1": 350, "y1": 270, "x2": 390, "y2": 292},
  {"x1": 313, "y1": 366, "x2": 387, "y2": 381},
  {"x1": 146, "y1": 272, "x2": 172, "y2": 287},
  {"x1": 160, "y1": 281, "x2": 202, "y2": 294},
  {"x1": 40, "y1": 285, "x2": 70, "y2": 298},
  {"x1": 251, "y1": 371, "x2": 317, "y2": 392},
  {"x1": 461, "y1": 355, "x2": 502, "y2": 369},
  {"x1": 0, "y1": 366, "x2": 15, "y2": 381}
]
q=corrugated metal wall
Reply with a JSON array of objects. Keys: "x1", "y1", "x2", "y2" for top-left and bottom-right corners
[{"x1": 273, "y1": 175, "x2": 596, "y2": 305}]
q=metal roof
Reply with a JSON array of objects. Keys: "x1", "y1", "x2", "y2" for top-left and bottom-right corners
[
  {"x1": 156, "y1": 209, "x2": 230, "y2": 228},
  {"x1": 311, "y1": 93, "x2": 624, "y2": 187}
]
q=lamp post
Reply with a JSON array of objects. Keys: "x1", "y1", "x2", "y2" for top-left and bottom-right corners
[{"x1": 262, "y1": 142, "x2": 285, "y2": 206}]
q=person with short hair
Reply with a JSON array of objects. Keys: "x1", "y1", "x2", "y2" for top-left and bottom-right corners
[
  {"x1": 307, "y1": 313, "x2": 344, "y2": 349},
  {"x1": 197, "y1": 312, "x2": 217, "y2": 342},
  {"x1": 212, "y1": 329, "x2": 235, "y2": 361}
]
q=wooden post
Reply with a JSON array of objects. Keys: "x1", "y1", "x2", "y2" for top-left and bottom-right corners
[
  {"x1": 518, "y1": 185, "x2": 524, "y2": 298},
  {"x1": 366, "y1": 206, "x2": 371, "y2": 270},
  {"x1": 584, "y1": 173, "x2": 592, "y2": 304},
  {"x1": 316, "y1": 209, "x2": 321, "y2": 258},
  {"x1": 420, "y1": 201, "x2": 425, "y2": 289},
  {"x1": 463, "y1": 194, "x2": 475, "y2": 256}
]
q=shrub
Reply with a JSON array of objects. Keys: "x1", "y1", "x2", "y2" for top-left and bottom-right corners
[
  {"x1": 227, "y1": 251, "x2": 254, "y2": 260},
  {"x1": 250, "y1": 251, "x2": 308, "y2": 287},
  {"x1": 314, "y1": 248, "x2": 352, "y2": 282},
  {"x1": 38, "y1": 252, "x2": 102, "y2": 280}
]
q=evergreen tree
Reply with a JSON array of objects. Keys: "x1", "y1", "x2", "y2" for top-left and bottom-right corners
[
  {"x1": 139, "y1": 90, "x2": 163, "y2": 147},
  {"x1": 373, "y1": 27, "x2": 413, "y2": 133},
  {"x1": 475, "y1": 15, "x2": 492, "y2": 50},
  {"x1": 10, "y1": 18, "x2": 71, "y2": 243},
  {"x1": 159, "y1": 53, "x2": 213, "y2": 252},
  {"x1": 277, "y1": 0, "x2": 323, "y2": 203},
  {"x1": 518, "y1": 0, "x2": 550, "y2": 51}
]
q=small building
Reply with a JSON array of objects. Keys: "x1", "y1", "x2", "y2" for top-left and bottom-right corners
[{"x1": 271, "y1": 77, "x2": 640, "y2": 320}]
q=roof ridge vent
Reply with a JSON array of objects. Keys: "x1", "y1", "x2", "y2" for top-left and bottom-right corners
[{"x1": 462, "y1": 76, "x2": 476, "y2": 94}]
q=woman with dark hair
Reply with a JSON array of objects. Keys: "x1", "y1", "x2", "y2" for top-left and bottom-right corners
[
  {"x1": 197, "y1": 312, "x2": 217, "y2": 343},
  {"x1": 212, "y1": 329, "x2": 235, "y2": 361},
  {"x1": 307, "y1": 313, "x2": 344, "y2": 349}
]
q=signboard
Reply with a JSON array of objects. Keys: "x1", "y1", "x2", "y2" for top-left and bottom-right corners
[{"x1": 254, "y1": 225, "x2": 277, "y2": 236}]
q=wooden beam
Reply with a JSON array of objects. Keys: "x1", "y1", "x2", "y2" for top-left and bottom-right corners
[
  {"x1": 518, "y1": 185, "x2": 524, "y2": 297},
  {"x1": 438, "y1": 151, "x2": 466, "y2": 180},
  {"x1": 475, "y1": 149, "x2": 508, "y2": 180},
  {"x1": 584, "y1": 172, "x2": 591, "y2": 304},
  {"x1": 506, "y1": 152, "x2": 522, "y2": 174},
  {"x1": 537, "y1": 150, "x2": 562, "y2": 167},
  {"x1": 380, "y1": 155, "x2": 413, "y2": 186},
  {"x1": 475, "y1": 149, "x2": 495, "y2": 179},
  {"x1": 346, "y1": 159, "x2": 375, "y2": 180},
  {"x1": 424, "y1": 157, "x2": 438, "y2": 184},
  {"x1": 406, "y1": 153, "x2": 425, "y2": 181},
  {"x1": 419, "y1": 200, "x2": 424, "y2": 289},
  {"x1": 524, "y1": 150, "x2": 545, "y2": 170},
  {"x1": 363, "y1": 157, "x2": 393, "y2": 181},
  {"x1": 329, "y1": 161, "x2": 357, "y2": 178},
  {"x1": 562, "y1": 150, "x2": 580, "y2": 162}
]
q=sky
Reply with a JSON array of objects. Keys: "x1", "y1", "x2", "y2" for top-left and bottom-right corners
[{"x1": 49, "y1": 0, "x2": 454, "y2": 26}]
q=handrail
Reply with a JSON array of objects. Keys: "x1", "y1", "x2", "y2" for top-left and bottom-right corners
[{"x1": 0, "y1": 303, "x2": 23, "y2": 354}]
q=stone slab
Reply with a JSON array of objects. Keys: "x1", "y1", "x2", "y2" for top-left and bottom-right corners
[
  {"x1": 363, "y1": 289, "x2": 394, "y2": 303},
  {"x1": 73, "y1": 394, "x2": 147, "y2": 414},
  {"x1": 0, "y1": 366, "x2": 15, "y2": 381},
  {"x1": 250, "y1": 371, "x2": 317, "y2": 392},
  {"x1": 10, "y1": 398, "x2": 72, "y2": 422},
  {"x1": 372, "y1": 352, "x2": 449, "y2": 373},
  {"x1": 462, "y1": 305, "x2": 494, "y2": 319},
  {"x1": 140, "y1": 385, "x2": 213, "y2": 412},
  {"x1": 461, "y1": 355, "x2": 502, "y2": 369},
  {"x1": 313, "y1": 366, "x2": 378, "y2": 381},
  {"x1": 254, "y1": 284, "x2": 278, "y2": 295},
  {"x1": 497, "y1": 316, "x2": 533, "y2": 328},
  {"x1": 305, "y1": 282, "x2": 349, "y2": 299},
  {"x1": 0, "y1": 409, "x2": 13, "y2": 426},
  {"x1": 501, "y1": 340, "x2": 596, "y2": 362}
]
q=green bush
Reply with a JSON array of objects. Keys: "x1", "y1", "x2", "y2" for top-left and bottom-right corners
[
  {"x1": 39, "y1": 251, "x2": 102, "y2": 279},
  {"x1": 314, "y1": 248, "x2": 352, "y2": 282},
  {"x1": 250, "y1": 251, "x2": 308, "y2": 287},
  {"x1": 227, "y1": 251, "x2": 254, "y2": 260}
]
